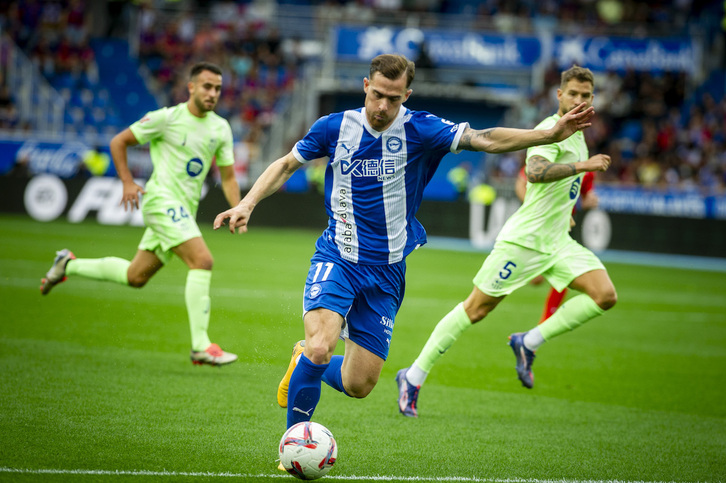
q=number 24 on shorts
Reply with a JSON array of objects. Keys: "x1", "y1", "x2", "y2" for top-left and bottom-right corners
[{"x1": 167, "y1": 206, "x2": 190, "y2": 223}]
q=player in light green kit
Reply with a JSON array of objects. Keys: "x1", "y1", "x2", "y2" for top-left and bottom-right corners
[
  {"x1": 40, "y1": 62, "x2": 240, "y2": 366},
  {"x1": 396, "y1": 65, "x2": 618, "y2": 416}
]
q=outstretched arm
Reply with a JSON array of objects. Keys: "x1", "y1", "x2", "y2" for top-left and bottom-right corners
[
  {"x1": 459, "y1": 102, "x2": 594, "y2": 153},
  {"x1": 526, "y1": 154, "x2": 611, "y2": 183},
  {"x1": 214, "y1": 151, "x2": 303, "y2": 234}
]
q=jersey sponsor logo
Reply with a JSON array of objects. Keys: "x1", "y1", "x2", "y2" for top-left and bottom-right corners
[
  {"x1": 340, "y1": 158, "x2": 396, "y2": 181},
  {"x1": 139, "y1": 115, "x2": 151, "y2": 124},
  {"x1": 309, "y1": 283, "x2": 322, "y2": 299},
  {"x1": 386, "y1": 136, "x2": 402, "y2": 153},
  {"x1": 570, "y1": 177, "x2": 582, "y2": 200},
  {"x1": 336, "y1": 188, "x2": 355, "y2": 254},
  {"x1": 379, "y1": 316, "x2": 394, "y2": 329},
  {"x1": 186, "y1": 158, "x2": 204, "y2": 177}
]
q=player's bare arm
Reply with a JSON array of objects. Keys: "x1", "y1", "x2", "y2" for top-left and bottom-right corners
[
  {"x1": 214, "y1": 151, "x2": 303, "y2": 234},
  {"x1": 458, "y1": 103, "x2": 594, "y2": 154},
  {"x1": 109, "y1": 128, "x2": 145, "y2": 211},
  {"x1": 218, "y1": 164, "x2": 241, "y2": 207},
  {"x1": 527, "y1": 154, "x2": 611, "y2": 183}
]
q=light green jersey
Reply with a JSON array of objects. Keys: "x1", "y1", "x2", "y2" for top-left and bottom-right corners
[
  {"x1": 497, "y1": 114, "x2": 589, "y2": 254},
  {"x1": 130, "y1": 102, "x2": 234, "y2": 216}
]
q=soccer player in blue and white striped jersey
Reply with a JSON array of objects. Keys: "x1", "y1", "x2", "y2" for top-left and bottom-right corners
[{"x1": 214, "y1": 54, "x2": 594, "y2": 433}]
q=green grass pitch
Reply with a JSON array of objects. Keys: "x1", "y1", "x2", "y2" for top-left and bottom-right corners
[{"x1": 1, "y1": 214, "x2": 724, "y2": 482}]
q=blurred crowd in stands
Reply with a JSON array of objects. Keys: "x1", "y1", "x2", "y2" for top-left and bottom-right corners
[
  {"x1": 135, "y1": 1, "x2": 297, "y2": 148},
  {"x1": 0, "y1": 0, "x2": 724, "y2": 191},
  {"x1": 1, "y1": 0, "x2": 112, "y2": 133},
  {"x1": 313, "y1": 0, "x2": 701, "y2": 37}
]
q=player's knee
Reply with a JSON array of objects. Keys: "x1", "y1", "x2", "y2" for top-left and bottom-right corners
[
  {"x1": 596, "y1": 288, "x2": 617, "y2": 311},
  {"x1": 127, "y1": 275, "x2": 148, "y2": 288},
  {"x1": 305, "y1": 342, "x2": 333, "y2": 365},
  {"x1": 193, "y1": 256, "x2": 213, "y2": 271},
  {"x1": 464, "y1": 302, "x2": 492, "y2": 323},
  {"x1": 344, "y1": 380, "x2": 376, "y2": 399}
]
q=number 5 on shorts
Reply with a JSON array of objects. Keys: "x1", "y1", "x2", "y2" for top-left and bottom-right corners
[{"x1": 499, "y1": 261, "x2": 517, "y2": 279}]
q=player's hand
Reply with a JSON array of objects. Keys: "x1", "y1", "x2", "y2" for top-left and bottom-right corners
[
  {"x1": 583, "y1": 154, "x2": 611, "y2": 172},
  {"x1": 120, "y1": 180, "x2": 146, "y2": 211},
  {"x1": 550, "y1": 102, "x2": 595, "y2": 142},
  {"x1": 214, "y1": 202, "x2": 253, "y2": 234}
]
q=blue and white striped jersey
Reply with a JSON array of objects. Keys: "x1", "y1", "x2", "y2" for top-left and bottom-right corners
[{"x1": 292, "y1": 106, "x2": 468, "y2": 265}]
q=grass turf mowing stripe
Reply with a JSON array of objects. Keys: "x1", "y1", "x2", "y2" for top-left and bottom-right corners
[{"x1": 0, "y1": 468, "x2": 698, "y2": 482}]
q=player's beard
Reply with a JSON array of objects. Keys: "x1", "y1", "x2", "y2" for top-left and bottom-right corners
[
  {"x1": 368, "y1": 111, "x2": 389, "y2": 130},
  {"x1": 195, "y1": 95, "x2": 216, "y2": 114}
]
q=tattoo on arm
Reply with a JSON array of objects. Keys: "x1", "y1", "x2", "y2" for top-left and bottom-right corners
[
  {"x1": 527, "y1": 155, "x2": 577, "y2": 183},
  {"x1": 459, "y1": 127, "x2": 494, "y2": 151}
]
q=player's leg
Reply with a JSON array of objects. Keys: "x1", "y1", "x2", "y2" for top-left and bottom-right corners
[
  {"x1": 287, "y1": 307, "x2": 344, "y2": 428},
  {"x1": 540, "y1": 287, "x2": 568, "y2": 323},
  {"x1": 40, "y1": 248, "x2": 140, "y2": 295},
  {"x1": 404, "y1": 287, "x2": 503, "y2": 387},
  {"x1": 534, "y1": 269, "x2": 615, "y2": 340},
  {"x1": 399, "y1": 242, "x2": 544, "y2": 415},
  {"x1": 126, "y1": 249, "x2": 164, "y2": 287},
  {"x1": 173, "y1": 236, "x2": 236, "y2": 366},
  {"x1": 339, "y1": 338, "x2": 385, "y2": 397},
  {"x1": 398, "y1": 288, "x2": 503, "y2": 417},
  {"x1": 513, "y1": 243, "x2": 615, "y2": 386}
]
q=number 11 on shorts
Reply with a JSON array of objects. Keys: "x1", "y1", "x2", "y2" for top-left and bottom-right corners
[{"x1": 312, "y1": 262, "x2": 334, "y2": 282}]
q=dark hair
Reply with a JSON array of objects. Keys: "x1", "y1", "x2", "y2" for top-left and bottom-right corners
[
  {"x1": 370, "y1": 54, "x2": 415, "y2": 88},
  {"x1": 189, "y1": 62, "x2": 222, "y2": 80},
  {"x1": 561, "y1": 65, "x2": 595, "y2": 89}
]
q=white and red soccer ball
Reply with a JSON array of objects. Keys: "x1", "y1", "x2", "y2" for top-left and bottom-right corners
[{"x1": 279, "y1": 421, "x2": 337, "y2": 480}]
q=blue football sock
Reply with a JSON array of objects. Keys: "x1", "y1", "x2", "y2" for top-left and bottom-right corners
[
  {"x1": 321, "y1": 355, "x2": 349, "y2": 396},
  {"x1": 287, "y1": 354, "x2": 328, "y2": 428}
]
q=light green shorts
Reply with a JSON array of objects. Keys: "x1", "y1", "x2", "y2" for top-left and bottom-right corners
[
  {"x1": 473, "y1": 238, "x2": 605, "y2": 297},
  {"x1": 138, "y1": 197, "x2": 201, "y2": 265}
]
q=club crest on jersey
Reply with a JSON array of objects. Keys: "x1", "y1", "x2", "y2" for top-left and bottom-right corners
[
  {"x1": 186, "y1": 158, "x2": 204, "y2": 177},
  {"x1": 386, "y1": 136, "x2": 402, "y2": 153},
  {"x1": 569, "y1": 177, "x2": 582, "y2": 199}
]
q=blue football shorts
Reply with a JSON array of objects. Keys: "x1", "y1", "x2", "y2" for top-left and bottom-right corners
[{"x1": 302, "y1": 251, "x2": 406, "y2": 361}]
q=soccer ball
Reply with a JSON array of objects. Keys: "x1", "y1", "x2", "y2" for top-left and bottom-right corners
[{"x1": 279, "y1": 421, "x2": 337, "y2": 480}]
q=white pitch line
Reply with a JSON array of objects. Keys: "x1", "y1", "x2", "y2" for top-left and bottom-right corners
[{"x1": 0, "y1": 467, "x2": 695, "y2": 483}]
